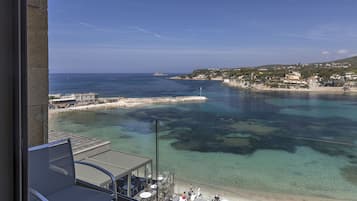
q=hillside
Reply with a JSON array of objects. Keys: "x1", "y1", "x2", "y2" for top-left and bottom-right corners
[
  {"x1": 173, "y1": 56, "x2": 357, "y2": 86},
  {"x1": 256, "y1": 56, "x2": 357, "y2": 69},
  {"x1": 332, "y1": 56, "x2": 357, "y2": 67}
]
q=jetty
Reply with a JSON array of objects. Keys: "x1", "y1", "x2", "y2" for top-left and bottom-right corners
[{"x1": 49, "y1": 95, "x2": 207, "y2": 113}]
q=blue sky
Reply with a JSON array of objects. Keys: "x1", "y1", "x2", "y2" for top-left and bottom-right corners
[{"x1": 49, "y1": 0, "x2": 357, "y2": 73}]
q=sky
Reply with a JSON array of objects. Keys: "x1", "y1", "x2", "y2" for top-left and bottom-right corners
[{"x1": 49, "y1": 0, "x2": 357, "y2": 73}]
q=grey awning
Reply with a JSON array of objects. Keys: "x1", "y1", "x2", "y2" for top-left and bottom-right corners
[
  {"x1": 75, "y1": 159, "x2": 129, "y2": 187},
  {"x1": 75, "y1": 150, "x2": 152, "y2": 187},
  {"x1": 90, "y1": 151, "x2": 152, "y2": 171}
]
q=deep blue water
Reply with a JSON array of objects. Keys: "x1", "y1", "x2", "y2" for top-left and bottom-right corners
[{"x1": 50, "y1": 73, "x2": 207, "y2": 97}]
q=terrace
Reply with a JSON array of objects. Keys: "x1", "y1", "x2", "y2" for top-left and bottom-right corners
[{"x1": 44, "y1": 131, "x2": 175, "y2": 201}]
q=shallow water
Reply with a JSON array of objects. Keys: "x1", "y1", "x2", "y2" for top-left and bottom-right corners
[{"x1": 49, "y1": 74, "x2": 357, "y2": 200}]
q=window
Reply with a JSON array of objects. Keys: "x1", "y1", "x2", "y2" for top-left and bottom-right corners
[{"x1": 3, "y1": 1, "x2": 357, "y2": 201}]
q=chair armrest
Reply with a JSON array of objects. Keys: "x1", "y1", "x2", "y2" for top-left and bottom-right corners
[
  {"x1": 49, "y1": 164, "x2": 69, "y2": 176},
  {"x1": 29, "y1": 188, "x2": 49, "y2": 201},
  {"x1": 74, "y1": 161, "x2": 118, "y2": 200}
]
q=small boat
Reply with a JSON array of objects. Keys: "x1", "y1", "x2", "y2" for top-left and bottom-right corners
[{"x1": 153, "y1": 72, "x2": 168, "y2": 76}]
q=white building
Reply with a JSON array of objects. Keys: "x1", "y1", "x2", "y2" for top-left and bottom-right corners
[
  {"x1": 72, "y1": 93, "x2": 98, "y2": 104},
  {"x1": 285, "y1": 71, "x2": 301, "y2": 81},
  {"x1": 345, "y1": 72, "x2": 357, "y2": 81},
  {"x1": 330, "y1": 74, "x2": 343, "y2": 80},
  {"x1": 49, "y1": 97, "x2": 76, "y2": 109},
  {"x1": 283, "y1": 71, "x2": 307, "y2": 86},
  {"x1": 307, "y1": 76, "x2": 320, "y2": 88},
  {"x1": 258, "y1": 68, "x2": 268, "y2": 71},
  {"x1": 49, "y1": 93, "x2": 62, "y2": 99},
  {"x1": 223, "y1": 79, "x2": 230, "y2": 83}
]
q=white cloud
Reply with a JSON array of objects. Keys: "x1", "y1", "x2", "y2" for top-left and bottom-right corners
[
  {"x1": 321, "y1": 51, "x2": 329, "y2": 55},
  {"x1": 79, "y1": 22, "x2": 97, "y2": 29},
  {"x1": 337, "y1": 49, "x2": 349, "y2": 54},
  {"x1": 78, "y1": 22, "x2": 109, "y2": 32},
  {"x1": 131, "y1": 26, "x2": 162, "y2": 38}
]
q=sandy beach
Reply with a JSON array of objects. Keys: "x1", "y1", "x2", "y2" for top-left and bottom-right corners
[
  {"x1": 49, "y1": 96, "x2": 207, "y2": 115},
  {"x1": 174, "y1": 179, "x2": 346, "y2": 201}
]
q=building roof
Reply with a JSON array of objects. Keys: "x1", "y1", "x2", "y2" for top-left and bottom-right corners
[
  {"x1": 49, "y1": 131, "x2": 152, "y2": 187},
  {"x1": 76, "y1": 151, "x2": 152, "y2": 187},
  {"x1": 49, "y1": 131, "x2": 111, "y2": 156},
  {"x1": 90, "y1": 150, "x2": 152, "y2": 171},
  {"x1": 75, "y1": 158, "x2": 129, "y2": 186},
  {"x1": 50, "y1": 97, "x2": 76, "y2": 103}
]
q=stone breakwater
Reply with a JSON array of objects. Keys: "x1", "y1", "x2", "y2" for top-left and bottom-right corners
[{"x1": 49, "y1": 96, "x2": 207, "y2": 114}]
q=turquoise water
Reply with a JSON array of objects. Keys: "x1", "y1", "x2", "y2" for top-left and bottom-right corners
[{"x1": 49, "y1": 74, "x2": 357, "y2": 200}]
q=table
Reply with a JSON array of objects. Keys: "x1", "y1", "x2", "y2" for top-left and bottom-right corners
[
  {"x1": 157, "y1": 175, "x2": 164, "y2": 181},
  {"x1": 139, "y1": 192, "x2": 152, "y2": 199},
  {"x1": 150, "y1": 184, "x2": 157, "y2": 189}
]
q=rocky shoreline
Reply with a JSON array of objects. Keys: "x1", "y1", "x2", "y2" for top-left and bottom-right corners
[
  {"x1": 223, "y1": 81, "x2": 357, "y2": 94},
  {"x1": 170, "y1": 76, "x2": 357, "y2": 94}
]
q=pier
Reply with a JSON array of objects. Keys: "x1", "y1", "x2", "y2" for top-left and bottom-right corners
[{"x1": 49, "y1": 96, "x2": 207, "y2": 113}]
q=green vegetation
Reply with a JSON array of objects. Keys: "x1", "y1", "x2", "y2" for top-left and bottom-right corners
[
  {"x1": 333, "y1": 56, "x2": 357, "y2": 67},
  {"x1": 180, "y1": 56, "x2": 357, "y2": 88}
]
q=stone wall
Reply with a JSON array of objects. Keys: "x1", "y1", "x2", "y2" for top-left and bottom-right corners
[{"x1": 27, "y1": 0, "x2": 48, "y2": 146}]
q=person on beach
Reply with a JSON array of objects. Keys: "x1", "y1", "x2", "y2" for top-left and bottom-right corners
[
  {"x1": 188, "y1": 184, "x2": 194, "y2": 197},
  {"x1": 197, "y1": 187, "x2": 201, "y2": 197},
  {"x1": 213, "y1": 194, "x2": 220, "y2": 201}
]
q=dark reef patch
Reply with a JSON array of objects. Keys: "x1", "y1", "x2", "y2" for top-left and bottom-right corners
[
  {"x1": 341, "y1": 165, "x2": 357, "y2": 186},
  {"x1": 119, "y1": 134, "x2": 133, "y2": 139},
  {"x1": 124, "y1": 106, "x2": 357, "y2": 159}
]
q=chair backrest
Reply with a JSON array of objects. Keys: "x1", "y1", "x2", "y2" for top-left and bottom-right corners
[{"x1": 29, "y1": 139, "x2": 76, "y2": 196}]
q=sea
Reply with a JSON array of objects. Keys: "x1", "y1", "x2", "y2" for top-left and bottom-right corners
[{"x1": 49, "y1": 73, "x2": 357, "y2": 200}]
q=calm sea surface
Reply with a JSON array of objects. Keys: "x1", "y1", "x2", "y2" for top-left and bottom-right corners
[{"x1": 49, "y1": 73, "x2": 357, "y2": 200}]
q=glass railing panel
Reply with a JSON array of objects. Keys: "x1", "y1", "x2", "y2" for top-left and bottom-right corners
[{"x1": 155, "y1": 92, "x2": 357, "y2": 201}]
